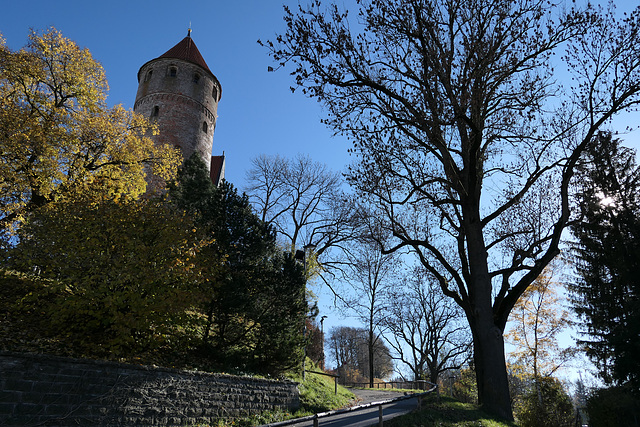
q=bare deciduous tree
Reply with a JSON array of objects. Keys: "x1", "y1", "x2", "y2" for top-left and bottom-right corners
[
  {"x1": 340, "y1": 237, "x2": 400, "y2": 387},
  {"x1": 385, "y1": 265, "x2": 471, "y2": 386},
  {"x1": 245, "y1": 154, "x2": 363, "y2": 285},
  {"x1": 264, "y1": 0, "x2": 640, "y2": 419},
  {"x1": 244, "y1": 154, "x2": 289, "y2": 224},
  {"x1": 328, "y1": 325, "x2": 393, "y2": 384}
]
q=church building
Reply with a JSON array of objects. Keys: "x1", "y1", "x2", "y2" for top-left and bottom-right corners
[{"x1": 133, "y1": 30, "x2": 225, "y2": 185}]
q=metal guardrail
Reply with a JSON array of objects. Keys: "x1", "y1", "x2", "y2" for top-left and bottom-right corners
[
  {"x1": 259, "y1": 381, "x2": 438, "y2": 427},
  {"x1": 345, "y1": 380, "x2": 432, "y2": 390}
]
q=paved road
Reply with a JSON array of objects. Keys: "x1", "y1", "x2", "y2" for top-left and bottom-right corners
[
  {"x1": 350, "y1": 389, "x2": 407, "y2": 403},
  {"x1": 281, "y1": 389, "x2": 419, "y2": 427}
]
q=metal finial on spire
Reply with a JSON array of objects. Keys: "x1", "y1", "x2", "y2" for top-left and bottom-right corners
[{"x1": 187, "y1": 23, "x2": 192, "y2": 37}]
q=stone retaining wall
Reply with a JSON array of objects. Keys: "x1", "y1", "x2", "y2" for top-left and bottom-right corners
[{"x1": 0, "y1": 351, "x2": 299, "y2": 426}]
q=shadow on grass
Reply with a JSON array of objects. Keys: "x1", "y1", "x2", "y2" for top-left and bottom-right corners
[{"x1": 384, "y1": 394, "x2": 518, "y2": 427}]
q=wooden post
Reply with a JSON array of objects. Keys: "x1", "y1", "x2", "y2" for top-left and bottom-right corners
[
  {"x1": 378, "y1": 404, "x2": 383, "y2": 426},
  {"x1": 313, "y1": 414, "x2": 319, "y2": 427}
]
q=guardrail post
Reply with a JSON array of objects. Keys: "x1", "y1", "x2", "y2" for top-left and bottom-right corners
[{"x1": 255, "y1": 380, "x2": 437, "y2": 427}]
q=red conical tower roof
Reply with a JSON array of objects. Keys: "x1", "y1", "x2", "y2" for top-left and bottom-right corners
[{"x1": 159, "y1": 29, "x2": 211, "y2": 73}]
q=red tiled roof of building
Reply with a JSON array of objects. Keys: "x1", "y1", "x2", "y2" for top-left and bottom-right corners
[{"x1": 159, "y1": 31, "x2": 211, "y2": 73}]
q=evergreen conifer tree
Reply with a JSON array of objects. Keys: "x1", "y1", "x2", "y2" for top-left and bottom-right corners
[
  {"x1": 170, "y1": 154, "x2": 307, "y2": 374},
  {"x1": 571, "y1": 132, "x2": 640, "y2": 392}
]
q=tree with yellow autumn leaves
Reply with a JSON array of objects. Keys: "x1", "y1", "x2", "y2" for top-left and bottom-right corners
[
  {"x1": 8, "y1": 194, "x2": 203, "y2": 356},
  {"x1": 0, "y1": 28, "x2": 189, "y2": 357},
  {"x1": 505, "y1": 265, "x2": 576, "y2": 426},
  {"x1": 506, "y1": 264, "x2": 575, "y2": 380},
  {"x1": 0, "y1": 28, "x2": 181, "y2": 236}
]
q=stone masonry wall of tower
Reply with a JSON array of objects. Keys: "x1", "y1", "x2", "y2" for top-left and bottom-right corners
[{"x1": 133, "y1": 38, "x2": 221, "y2": 172}]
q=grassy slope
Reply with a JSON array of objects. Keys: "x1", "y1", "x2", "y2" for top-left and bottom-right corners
[
  {"x1": 291, "y1": 368, "x2": 355, "y2": 415},
  {"x1": 238, "y1": 386, "x2": 518, "y2": 427},
  {"x1": 218, "y1": 362, "x2": 355, "y2": 426},
  {"x1": 385, "y1": 394, "x2": 518, "y2": 427}
]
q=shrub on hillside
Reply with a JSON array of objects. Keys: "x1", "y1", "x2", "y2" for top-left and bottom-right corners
[
  {"x1": 515, "y1": 376, "x2": 573, "y2": 427},
  {"x1": 4, "y1": 195, "x2": 201, "y2": 357},
  {"x1": 586, "y1": 384, "x2": 640, "y2": 427},
  {"x1": 452, "y1": 366, "x2": 478, "y2": 404}
]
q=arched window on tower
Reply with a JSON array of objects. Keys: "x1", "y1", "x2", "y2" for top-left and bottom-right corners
[
  {"x1": 151, "y1": 106, "x2": 159, "y2": 119},
  {"x1": 144, "y1": 69, "x2": 153, "y2": 82},
  {"x1": 193, "y1": 73, "x2": 201, "y2": 84},
  {"x1": 212, "y1": 86, "x2": 218, "y2": 101},
  {"x1": 202, "y1": 121, "x2": 208, "y2": 133},
  {"x1": 168, "y1": 66, "x2": 177, "y2": 77}
]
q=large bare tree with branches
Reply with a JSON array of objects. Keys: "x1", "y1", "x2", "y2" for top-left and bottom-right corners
[
  {"x1": 264, "y1": 0, "x2": 640, "y2": 419},
  {"x1": 385, "y1": 265, "x2": 471, "y2": 386},
  {"x1": 245, "y1": 154, "x2": 363, "y2": 284}
]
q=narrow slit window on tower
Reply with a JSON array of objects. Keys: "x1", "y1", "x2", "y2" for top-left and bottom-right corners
[
  {"x1": 144, "y1": 69, "x2": 153, "y2": 82},
  {"x1": 168, "y1": 66, "x2": 177, "y2": 77},
  {"x1": 151, "y1": 106, "x2": 159, "y2": 118},
  {"x1": 212, "y1": 86, "x2": 218, "y2": 100},
  {"x1": 202, "y1": 121, "x2": 208, "y2": 133},
  {"x1": 193, "y1": 73, "x2": 201, "y2": 84}
]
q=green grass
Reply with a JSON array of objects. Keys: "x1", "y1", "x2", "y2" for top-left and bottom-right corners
[
  {"x1": 291, "y1": 367, "x2": 355, "y2": 415},
  {"x1": 384, "y1": 394, "x2": 518, "y2": 427},
  {"x1": 224, "y1": 386, "x2": 518, "y2": 427},
  {"x1": 279, "y1": 360, "x2": 355, "y2": 417},
  {"x1": 210, "y1": 360, "x2": 355, "y2": 426}
]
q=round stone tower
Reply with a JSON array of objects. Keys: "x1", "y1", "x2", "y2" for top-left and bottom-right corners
[{"x1": 134, "y1": 30, "x2": 222, "y2": 171}]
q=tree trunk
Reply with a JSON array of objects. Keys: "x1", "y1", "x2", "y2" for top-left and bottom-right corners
[
  {"x1": 429, "y1": 368, "x2": 440, "y2": 395},
  {"x1": 463, "y1": 198, "x2": 514, "y2": 421},
  {"x1": 469, "y1": 311, "x2": 513, "y2": 421},
  {"x1": 368, "y1": 328, "x2": 375, "y2": 388},
  {"x1": 202, "y1": 302, "x2": 216, "y2": 346}
]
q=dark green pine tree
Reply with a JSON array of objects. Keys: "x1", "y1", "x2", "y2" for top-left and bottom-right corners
[
  {"x1": 169, "y1": 154, "x2": 307, "y2": 374},
  {"x1": 571, "y1": 132, "x2": 640, "y2": 392}
]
